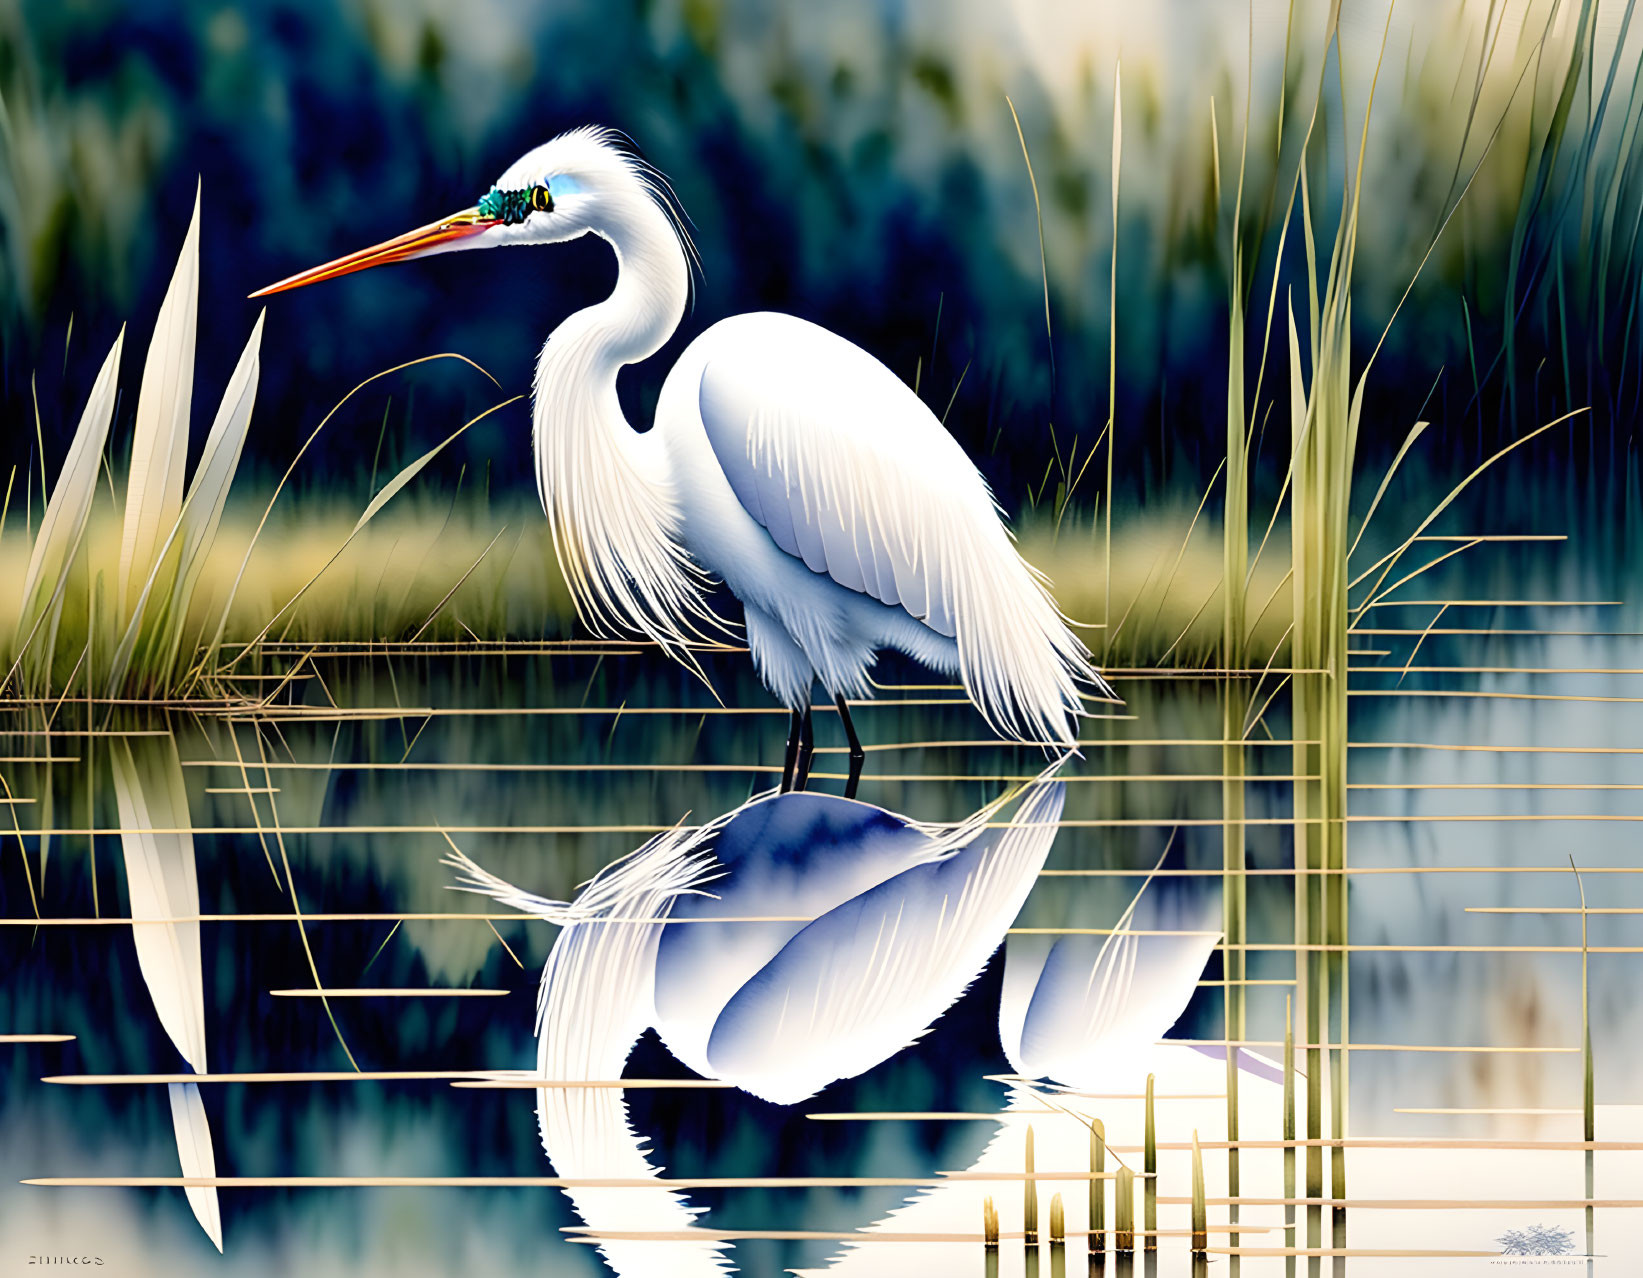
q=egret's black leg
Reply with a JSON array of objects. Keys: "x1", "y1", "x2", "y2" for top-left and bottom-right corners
[
  {"x1": 780, "y1": 708, "x2": 803, "y2": 792},
  {"x1": 791, "y1": 705, "x2": 815, "y2": 792},
  {"x1": 835, "y1": 694, "x2": 864, "y2": 800}
]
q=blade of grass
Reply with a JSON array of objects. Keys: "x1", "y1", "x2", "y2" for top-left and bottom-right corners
[
  {"x1": 408, "y1": 523, "x2": 510, "y2": 643},
  {"x1": 1005, "y1": 96, "x2": 1054, "y2": 391},
  {"x1": 198, "y1": 353, "x2": 500, "y2": 683},
  {"x1": 220, "y1": 395, "x2": 521, "y2": 672},
  {"x1": 1105, "y1": 62, "x2": 1123, "y2": 657},
  {"x1": 1090, "y1": 1118, "x2": 1106, "y2": 1252}
]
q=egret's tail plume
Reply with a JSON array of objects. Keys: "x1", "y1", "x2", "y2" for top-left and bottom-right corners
[
  {"x1": 953, "y1": 534, "x2": 1115, "y2": 749},
  {"x1": 445, "y1": 823, "x2": 731, "y2": 1278}
]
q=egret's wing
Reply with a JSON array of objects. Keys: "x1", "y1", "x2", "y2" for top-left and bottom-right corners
[
  {"x1": 702, "y1": 777, "x2": 1067, "y2": 1104},
  {"x1": 698, "y1": 313, "x2": 1104, "y2": 743}
]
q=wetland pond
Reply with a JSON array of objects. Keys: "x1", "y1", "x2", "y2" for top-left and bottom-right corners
[{"x1": 3, "y1": 509, "x2": 1641, "y2": 1277}]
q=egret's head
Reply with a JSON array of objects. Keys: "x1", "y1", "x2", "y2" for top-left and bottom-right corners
[{"x1": 251, "y1": 127, "x2": 684, "y2": 297}]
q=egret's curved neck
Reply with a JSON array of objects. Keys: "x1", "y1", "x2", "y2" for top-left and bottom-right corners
[
  {"x1": 532, "y1": 189, "x2": 712, "y2": 652},
  {"x1": 541, "y1": 191, "x2": 689, "y2": 391}
]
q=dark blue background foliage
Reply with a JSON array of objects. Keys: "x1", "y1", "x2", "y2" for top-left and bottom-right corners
[
  {"x1": 3, "y1": 0, "x2": 1079, "y2": 505},
  {"x1": 7, "y1": 0, "x2": 1605, "y2": 523}
]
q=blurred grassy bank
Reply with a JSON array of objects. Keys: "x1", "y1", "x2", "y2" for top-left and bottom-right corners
[{"x1": 0, "y1": 492, "x2": 1289, "y2": 693}]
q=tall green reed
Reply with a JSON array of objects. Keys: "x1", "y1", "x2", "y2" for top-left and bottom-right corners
[
  {"x1": 1049, "y1": 1193, "x2": 1066, "y2": 1278},
  {"x1": 1218, "y1": 77, "x2": 1252, "y2": 1261},
  {"x1": 1104, "y1": 62, "x2": 1122, "y2": 654},
  {"x1": 1572, "y1": 857, "x2": 1594, "y2": 1258},
  {"x1": 1190, "y1": 1129, "x2": 1207, "y2": 1254},
  {"x1": 1219, "y1": 4, "x2": 1304, "y2": 1248},
  {"x1": 1283, "y1": 993, "x2": 1296, "y2": 1257},
  {"x1": 1281, "y1": 10, "x2": 1400, "y2": 1238}
]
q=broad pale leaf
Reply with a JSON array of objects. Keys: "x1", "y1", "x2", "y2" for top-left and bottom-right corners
[
  {"x1": 17, "y1": 330, "x2": 124, "y2": 634},
  {"x1": 112, "y1": 736, "x2": 219, "y2": 1250},
  {"x1": 119, "y1": 185, "x2": 199, "y2": 618},
  {"x1": 173, "y1": 310, "x2": 264, "y2": 608},
  {"x1": 107, "y1": 310, "x2": 264, "y2": 694}
]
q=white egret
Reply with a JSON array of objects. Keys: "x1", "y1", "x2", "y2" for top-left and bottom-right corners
[{"x1": 254, "y1": 127, "x2": 1114, "y2": 795}]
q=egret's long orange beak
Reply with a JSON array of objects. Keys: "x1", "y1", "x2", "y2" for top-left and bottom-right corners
[{"x1": 250, "y1": 209, "x2": 496, "y2": 298}]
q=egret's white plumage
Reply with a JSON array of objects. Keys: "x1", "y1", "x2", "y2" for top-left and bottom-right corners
[
  {"x1": 532, "y1": 129, "x2": 1106, "y2": 741},
  {"x1": 259, "y1": 126, "x2": 1113, "y2": 746},
  {"x1": 445, "y1": 767, "x2": 1068, "y2": 1102},
  {"x1": 687, "y1": 314, "x2": 1094, "y2": 741},
  {"x1": 650, "y1": 768, "x2": 1067, "y2": 1103}
]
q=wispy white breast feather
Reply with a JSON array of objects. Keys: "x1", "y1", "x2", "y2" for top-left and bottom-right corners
[
  {"x1": 534, "y1": 341, "x2": 730, "y2": 671},
  {"x1": 697, "y1": 313, "x2": 1108, "y2": 744},
  {"x1": 527, "y1": 129, "x2": 732, "y2": 674}
]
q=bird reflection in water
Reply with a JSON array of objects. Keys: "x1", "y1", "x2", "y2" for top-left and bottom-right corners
[
  {"x1": 446, "y1": 760, "x2": 1246, "y2": 1276},
  {"x1": 446, "y1": 765, "x2": 1065, "y2": 1275}
]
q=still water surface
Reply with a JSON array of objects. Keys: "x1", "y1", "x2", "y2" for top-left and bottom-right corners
[{"x1": 2, "y1": 525, "x2": 1640, "y2": 1276}]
